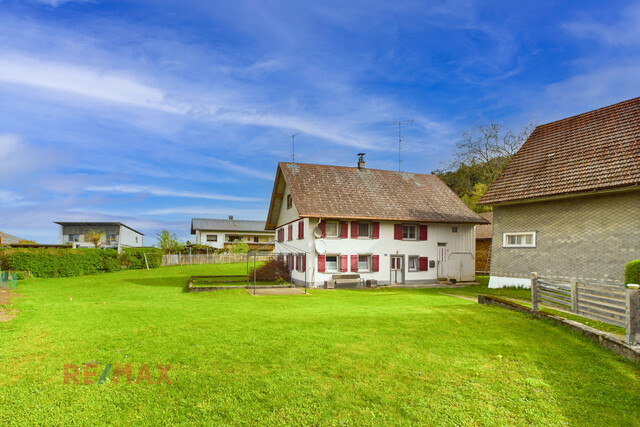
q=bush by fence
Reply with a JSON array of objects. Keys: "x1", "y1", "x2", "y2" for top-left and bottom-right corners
[
  {"x1": 0, "y1": 247, "x2": 163, "y2": 279},
  {"x1": 252, "y1": 259, "x2": 291, "y2": 282},
  {"x1": 626, "y1": 259, "x2": 640, "y2": 284},
  {"x1": 120, "y1": 248, "x2": 163, "y2": 269}
]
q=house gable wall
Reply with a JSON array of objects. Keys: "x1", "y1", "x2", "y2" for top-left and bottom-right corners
[{"x1": 490, "y1": 191, "x2": 640, "y2": 285}]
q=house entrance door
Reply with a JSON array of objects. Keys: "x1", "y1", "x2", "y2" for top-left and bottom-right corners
[
  {"x1": 390, "y1": 256, "x2": 403, "y2": 285},
  {"x1": 437, "y1": 245, "x2": 447, "y2": 279}
]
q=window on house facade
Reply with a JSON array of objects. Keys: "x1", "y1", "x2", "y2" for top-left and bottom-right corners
[
  {"x1": 358, "y1": 222, "x2": 370, "y2": 238},
  {"x1": 408, "y1": 256, "x2": 419, "y2": 272},
  {"x1": 228, "y1": 235, "x2": 241, "y2": 242},
  {"x1": 358, "y1": 255, "x2": 371, "y2": 271},
  {"x1": 325, "y1": 222, "x2": 339, "y2": 238},
  {"x1": 325, "y1": 255, "x2": 339, "y2": 272},
  {"x1": 253, "y1": 236, "x2": 259, "y2": 243},
  {"x1": 503, "y1": 232, "x2": 536, "y2": 248},
  {"x1": 402, "y1": 225, "x2": 417, "y2": 240},
  {"x1": 286, "y1": 194, "x2": 292, "y2": 209},
  {"x1": 452, "y1": 227, "x2": 458, "y2": 232},
  {"x1": 206, "y1": 234, "x2": 217, "y2": 242}
]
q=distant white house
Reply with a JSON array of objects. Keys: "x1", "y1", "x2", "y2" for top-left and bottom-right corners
[
  {"x1": 55, "y1": 222, "x2": 144, "y2": 248},
  {"x1": 265, "y1": 157, "x2": 488, "y2": 288},
  {"x1": 191, "y1": 216, "x2": 275, "y2": 251}
]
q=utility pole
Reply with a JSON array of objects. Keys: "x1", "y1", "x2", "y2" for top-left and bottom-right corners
[{"x1": 393, "y1": 120, "x2": 413, "y2": 172}]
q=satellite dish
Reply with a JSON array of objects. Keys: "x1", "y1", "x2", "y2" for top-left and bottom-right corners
[
  {"x1": 313, "y1": 227, "x2": 323, "y2": 238},
  {"x1": 315, "y1": 240, "x2": 327, "y2": 255}
]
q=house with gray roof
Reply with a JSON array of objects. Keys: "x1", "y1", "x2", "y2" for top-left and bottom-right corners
[
  {"x1": 191, "y1": 216, "x2": 275, "y2": 251},
  {"x1": 55, "y1": 222, "x2": 144, "y2": 248}
]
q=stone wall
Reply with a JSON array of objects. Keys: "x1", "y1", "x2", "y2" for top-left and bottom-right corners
[{"x1": 490, "y1": 190, "x2": 640, "y2": 284}]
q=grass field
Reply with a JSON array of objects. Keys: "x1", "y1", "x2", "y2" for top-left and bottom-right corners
[{"x1": 1, "y1": 264, "x2": 639, "y2": 425}]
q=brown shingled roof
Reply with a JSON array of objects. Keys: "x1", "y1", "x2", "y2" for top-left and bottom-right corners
[
  {"x1": 266, "y1": 162, "x2": 488, "y2": 227},
  {"x1": 479, "y1": 97, "x2": 640, "y2": 205},
  {"x1": 474, "y1": 212, "x2": 493, "y2": 239}
]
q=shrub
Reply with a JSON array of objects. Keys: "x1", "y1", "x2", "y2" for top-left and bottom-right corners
[
  {"x1": 0, "y1": 247, "x2": 163, "y2": 279},
  {"x1": 625, "y1": 259, "x2": 640, "y2": 284},
  {"x1": 120, "y1": 248, "x2": 163, "y2": 269},
  {"x1": 251, "y1": 259, "x2": 290, "y2": 282}
]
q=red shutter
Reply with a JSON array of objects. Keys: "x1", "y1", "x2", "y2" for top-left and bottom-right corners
[
  {"x1": 298, "y1": 221, "x2": 304, "y2": 239},
  {"x1": 372, "y1": 255, "x2": 379, "y2": 272},
  {"x1": 372, "y1": 222, "x2": 379, "y2": 239},
  {"x1": 340, "y1": 221, "x2": 348, "y2": 238},
  {"x1": 319, "y1": 221, "x2": 326, "y2": 238},
  {"x1": 351, "y1": 221, "x2": 358, "y2": 238},
  {"x1": 277, "y1": 255, "x2": 283, "y2": 263},
  {"x1": 340, "y1": 255, "x2": 348, "y2": 272},
  {"x1": 302, "y1": 255, "x2": 306, "y2": 272},
  {"x1": 419, "y1": 257, "x2": 429, "y2": 271},
  {"x1": 288, "y1": 224, "x2": 293, "y2": 241},
  {"x1": 318, "y1": 255, "x2": 325, "y2": 272},
  {"x1": 394, "y1": 224, "x2": 403, "y2": 240},
  {"x1": 419, "y1": 225, "x2": 428, "y2": 241},
  {"x1": 351, "y1": 255, "x2": 358, "y2": 272}
]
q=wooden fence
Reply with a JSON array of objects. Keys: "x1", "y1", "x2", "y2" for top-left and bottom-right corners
[
  {"x1": 531, "y1": 273, "x2": 639, "y2": 345},
  {"x1": 162, "y1": 253, "x2": 274, "y2": 266}
]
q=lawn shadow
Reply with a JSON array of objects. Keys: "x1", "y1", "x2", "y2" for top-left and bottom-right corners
[{"x1": 127, "y1": 277, "x2": 190, "y2": 292}]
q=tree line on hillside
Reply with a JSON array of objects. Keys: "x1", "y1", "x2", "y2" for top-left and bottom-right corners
[{"x1": 433, "y1": 122, "x2": 535, "y2": 212}]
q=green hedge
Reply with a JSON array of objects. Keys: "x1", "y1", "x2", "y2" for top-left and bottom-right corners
[
  {"x1": 119, "y1": 248, "x2": 163, "y2": 269},
  {"x1": 0, "y1": 247, "x2": 163, "y2": 279},
  {"x1": 625, "y1": 260, "x2": 640, "y2": 284}
]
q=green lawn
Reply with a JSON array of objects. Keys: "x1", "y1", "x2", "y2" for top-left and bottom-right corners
[{"x1": 1, "y1": 265, "x2": 639, "y2": 425}]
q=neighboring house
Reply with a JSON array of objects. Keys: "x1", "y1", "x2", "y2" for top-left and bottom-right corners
[
  {"x1": 55, "y1": 222, "x2": 144, "y2": 248},
  {"x1": 475, "y1": 212, "x2": 493, "y2": 274},
  {"x1": 478, "y1": 97, "x2": 640, "y2": 288},
  {"x1": 0, "y1": 231, "x2": 22, "y2": 245},
  {"x1": 265, "y1": 158, "x2": 489, "y2": 288},
  {"x1": 191, "y1": 216, "x2": 275, "y2": 251}
]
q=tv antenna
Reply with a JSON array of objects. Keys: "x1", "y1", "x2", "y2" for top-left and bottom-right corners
[
  {"x1": 291, "y1": 134, "x2": 298, "y2": 164},
  {"x1": 392, "y1": 119, "x2": 413, "y2": 171}
]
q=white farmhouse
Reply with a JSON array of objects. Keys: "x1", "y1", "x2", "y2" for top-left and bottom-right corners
[
  {"x1": 265, "y1": 158, "x2": 489, "y2": 288},
  {"x1": 191, "y1": 216, "x2": 275, "y2": 252}
]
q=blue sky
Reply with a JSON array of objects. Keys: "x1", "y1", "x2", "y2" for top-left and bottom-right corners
[{"x1": 1, "y1": 0, "x2": 639, "y2": 244}]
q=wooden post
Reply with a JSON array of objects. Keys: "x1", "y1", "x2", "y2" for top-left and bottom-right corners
[
  {"x1": 626, "y1": 288, "x2": 639, "y2": 345},
  {"x1": 570, "y1": 280, "x2": 578, "y2": 313},
  {"x1": 531, "y1": 272, "x2": 539, "y2": 312}
]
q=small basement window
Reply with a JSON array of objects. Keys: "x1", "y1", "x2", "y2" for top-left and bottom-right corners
[
  {"x1": 325, "y1": 255, "x2": 339, "y2": 272},
  {"x1": 503, "y1": 232, "x2": 536, "y2": 248},
  {"x1": 408, "y1": 256, "x2": 419, "y2": 272}
]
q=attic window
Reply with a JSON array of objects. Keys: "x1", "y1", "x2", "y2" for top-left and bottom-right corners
[
  {"x1": 452, "y1": 227, "x2": 458, "y2": 233},
  {"x1": 286, "y1": 194, "x2": 292, "y2": 209}
]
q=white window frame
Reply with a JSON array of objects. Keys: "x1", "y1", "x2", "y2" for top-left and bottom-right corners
[
  {"x1": 357, "y1": 222, "x2": 371, "y2": 238},
  {"x1": 325, "y1": 254, "x2": 339, "y2": 272},
  {"x1": 358, "y1": 254, "x2": 371, "y2": 272},
  {"x1": 325, "y1": 221, "x2": 339, "y2": 238},
  {"x1": 403, "y1": 224, "x2": 418, "y2": 240},
  {"x1": 502, "y1": 232, "x2": 536, "y2": 248},
  {"x1": 286, "y1": 194, "x2": 293, "y2": 209},
  {"x1": 408, "y1": 256, "x2": 419, "y2": 272}
]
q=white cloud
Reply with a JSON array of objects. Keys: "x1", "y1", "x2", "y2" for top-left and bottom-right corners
[
  {"x1": 0, "y1": 55, "x2": 184, "y2": 113},
  {"x1": 563, "y1": 3, "x2": 640, "y2": 47},
  {"x1": 144, "y1": 206, "x2": 267, "y2": 218},
  {"x1": 85, "y1": 184, "x2": 262, "y2": 202}
]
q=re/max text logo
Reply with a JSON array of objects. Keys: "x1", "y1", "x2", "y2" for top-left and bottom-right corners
[{"x1": 64, "y1": 363, "x2": 172, "y2": 385}]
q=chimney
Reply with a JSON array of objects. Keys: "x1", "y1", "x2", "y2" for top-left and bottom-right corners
[
  {"x1": 228, "y1": 215, "x2": 234, "y2": 220},
  {"x1": 357, "y1": 153, "x2": 366, "y2": 170}
]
